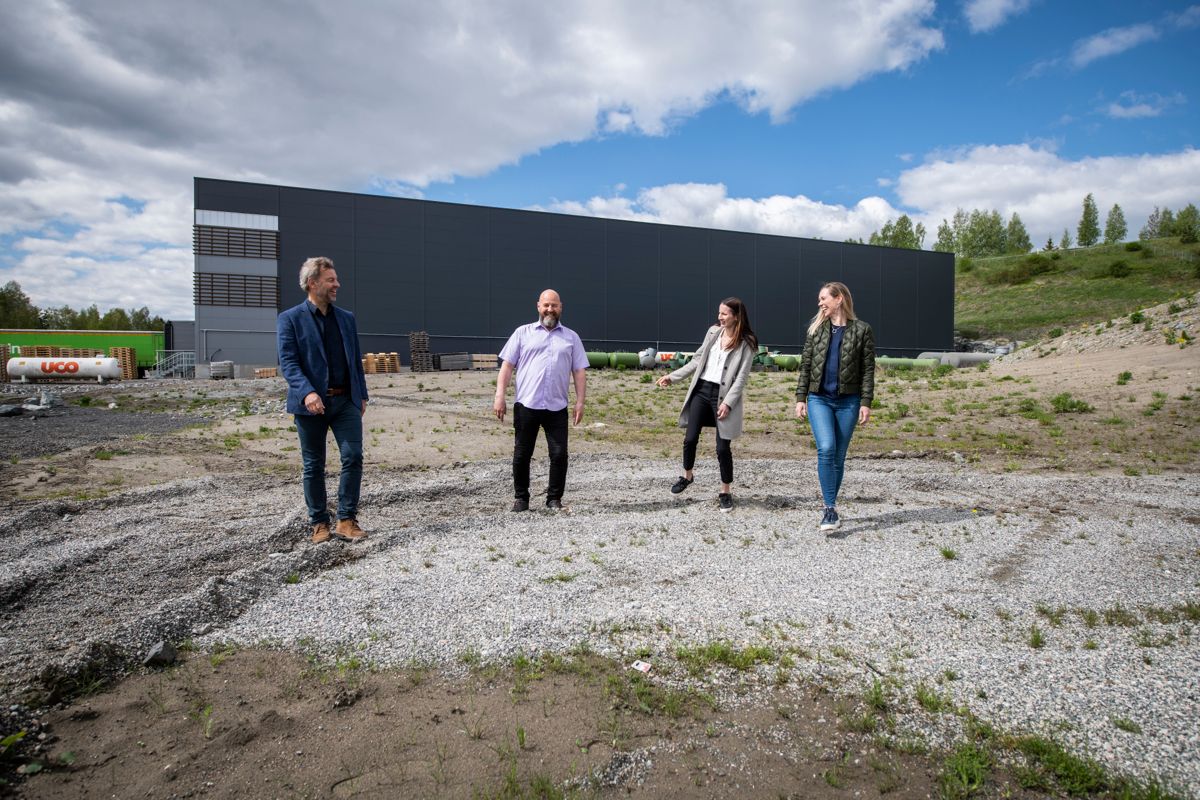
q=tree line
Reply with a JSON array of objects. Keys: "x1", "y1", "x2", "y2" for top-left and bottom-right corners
[
  {"x1": 857, "y1": 195, "x2": 1199, "y2": 256},
  {"x1": 0, "y1": 281, "x2": 165, "y2": 331}
]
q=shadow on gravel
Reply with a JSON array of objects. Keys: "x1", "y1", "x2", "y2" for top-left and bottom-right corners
[{"x1": 828, "y1": 506, "x2": 994, "y2": 539}]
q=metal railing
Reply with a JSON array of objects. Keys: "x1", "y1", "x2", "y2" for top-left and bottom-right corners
[{"x1": 151, "y1": 350, "x2": 196, "y2": 379}]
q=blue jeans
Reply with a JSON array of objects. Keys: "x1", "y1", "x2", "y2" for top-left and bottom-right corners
[
  {"x1": 806, "y1": 393, "x2": 860, "y2": 508},
  {"x1": 295, "y1": 394, "x2": 363, "y2": 523}
]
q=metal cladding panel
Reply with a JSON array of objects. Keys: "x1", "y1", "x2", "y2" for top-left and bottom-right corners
[
  {"x1": 197, "y1": 180, "x2": 956, "y2": 358},
  {"x1": 604, "y1": 220, "x2": 659, "y2": 349},
  {"x1": 354, "y1": 195, "x2": 423, "y2": 343},
  {"x1": 918, "y1": 251, "x2": 956, "y2": 351},
  {"x1": 658, "y1": 226, "x2": 709, "y2": 344},
  {"x1": 424, "y1": 203, "x2": 489, "y2": 335},
  {"x1": 800, "y1": 239, "x2": 842, "y2": 295},
  {"x1": 196, "y1": 305, "x2": 276, "y2": 364},
  {"x1": 194, "y1": 178, "x2": 278, "y2": 216},
  {"x1": 841, "y1": 245, "x2": 881, "y2": 331},
  {"x1": 707, "y1": 229, "x2": 756, "y2": 313},
  {"x1": 754, "y1": 235, "x2": 801, "y2": 349},
  {"x1": 879, "y1": 248, "x2": 921, "y2": 351},
  {"x1": 547, "y1": 215, "x2": 606, "y2": 343},
  {"x1": 195, "y1": 255, "x2": 277, "y2": 277},
  {"x1": 489, "y1": 208, "x2": 550, "y2": 337}
]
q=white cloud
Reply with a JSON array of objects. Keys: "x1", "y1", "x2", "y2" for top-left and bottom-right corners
[
  {"x1": 895, "y1": 144, "x2": 1200, "y2": 244},
  {"x1": 963, "y1": 0, "x2": 1034, "y2": 34},
  {"x1": 543, "y1": 183, "x2": 902, "y2": 242},
  {"x1": 0, "y1": 1, "x2": 945, "y2": 318},
  {"x1": 1070, "y1": 24, "x2": 1159, "y2": 68},
  {"x1": 543, "y1": 145, "x2": 1200, "y2": 253},
  {"x1": 1103, "y1": 91, "x2": 1186, "y2": 120}
]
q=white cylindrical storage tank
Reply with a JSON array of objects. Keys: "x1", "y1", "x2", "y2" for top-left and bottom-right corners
[{"x1": 6, "y1": 357, "x2": 124, "y2": 383}]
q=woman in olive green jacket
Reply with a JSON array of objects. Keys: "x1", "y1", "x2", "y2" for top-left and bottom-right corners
[{"x1": 795, "y1": 282, "x2": 875, "y2": 532}]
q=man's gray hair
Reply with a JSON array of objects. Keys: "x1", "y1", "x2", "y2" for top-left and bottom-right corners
[{"x1": 298, "y1": 256, "x2": 335, "y2": 291}]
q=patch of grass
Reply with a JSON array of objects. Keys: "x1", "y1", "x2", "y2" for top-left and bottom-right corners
[
  {"x1": 1028, "y1": 624, "x2": 1046, "y2": 649},
  {"x1": 1035, "y1": 603, "x2": 1066, "y2": 627},
  {"x1": 940, "y1": 547, "x2": 958, "y2": 560},
  {"x1": 1117, "y1": 370, "x2": 1132, "y2": 385},
  {"x1": 1011, "y1": 735, "x2": 1107, "y2": 796},
  {"x1": 1050, "y1": 392, "x2": 1093, "y2": 413},
  {"x1": 939, "y1": 741, "x2": 990, "y2": 800},
  {"x1": 674, "y1": 641, "x2": 775, "y2": 675},
  {"x1": 865, "y1": 678, "x2": 889, "y2": 713},
  {"x1": 915, "y1": 683, "x2": 952, "y2": 714},
  {"x1": 1112, "y1": 717, "x2": 1143, "y2": 734},
  {"x1": 1104, "y1": 604, "x2": 1140, "y2": 627}
]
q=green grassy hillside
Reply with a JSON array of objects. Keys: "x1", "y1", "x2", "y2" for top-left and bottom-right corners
[{"x1": 954, "y1": 237, "x2": 1200, "y2": 340}]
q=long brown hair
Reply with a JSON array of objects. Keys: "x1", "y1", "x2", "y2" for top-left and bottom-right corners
[
  {"x1": 806, "y1": 282, "x2": 857, "y2": 336},
  {"x1": 720, "y1": 297, "x2": 758, "y2": 351}
]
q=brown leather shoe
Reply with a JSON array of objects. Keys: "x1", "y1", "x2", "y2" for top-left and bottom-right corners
[
  {"x1": 311, "y1": 522, "x2": 332, "y2": 544},
  {"x1": 335, "y1": 518, "x2": 367, "y2": 543}
]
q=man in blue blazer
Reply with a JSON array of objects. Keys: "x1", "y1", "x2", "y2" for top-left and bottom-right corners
[{"x1": 277, "y1": 256, "x2": 370, "y2": 544}]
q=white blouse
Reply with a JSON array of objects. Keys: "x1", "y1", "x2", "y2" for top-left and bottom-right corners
[{"x1": 700, "y1": 336, "x2": 730, "y2": 384}]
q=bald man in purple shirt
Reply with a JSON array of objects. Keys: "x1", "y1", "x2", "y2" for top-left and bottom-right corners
[{"x1": 493, "y1": 289, "x2": 589, "y2": 512}]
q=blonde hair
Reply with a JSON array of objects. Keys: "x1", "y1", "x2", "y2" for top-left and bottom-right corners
[
  {"x1": 298, "y1": 256, "x2": 335, "y2": 291},
  {"x1": 806, "y1": 281, "x2": 857, "y2": 336}
]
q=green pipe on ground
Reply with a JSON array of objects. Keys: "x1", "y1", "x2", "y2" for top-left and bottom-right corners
[
  {"x1": 608, "y1": 352, "x2": 640, "y2": 369},
  {"x1": 586, "y1": 352, "x2": 609, "y2": 369},
  {"x1": 875, "y1": 357, "x2": 941, "y2": 369}
]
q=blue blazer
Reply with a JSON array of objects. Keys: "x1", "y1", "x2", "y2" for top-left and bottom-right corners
[{"x1": 277, "y1": 301, "x2": 369, "y2": 414}]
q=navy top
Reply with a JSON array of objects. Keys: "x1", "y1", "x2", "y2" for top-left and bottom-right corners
[
  {"x1": 308, "y1": 300, "x2": 349, "y2": 391},
  {"x1": 819, "y1": 324, "x2": 845, "y2": 396}
]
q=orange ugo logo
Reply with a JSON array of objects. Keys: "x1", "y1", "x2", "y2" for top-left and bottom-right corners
[{"x1": 40, "y1": 361, "x2": 80, "y2": 374}]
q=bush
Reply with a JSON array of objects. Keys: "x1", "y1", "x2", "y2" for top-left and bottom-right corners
[
  {"x1": 1129, "y1": 311, "x2": 1145, "y2": 324},
  {"x1": 1124, "y1": 241, "x2": 1143, "y2": 252},
  {"x1": 1050, "y1": 251, "x2": 1062, "y2": 260},
  {"x1": 1108, "y1": 260, "x2": 1131, "y2": 278},
  {"x1": 956, "y1": 257, "x2": 974, "y2": 274},
  {"x1": 985, "y1": 254, "x2": 1054, "y2": 286},
  {"x1": 1047, "y1": 327, "x2": 1063, "y2": 338},
  {"x1": 1051, "y1": 392, "x2": 1093, "y2": 413}
]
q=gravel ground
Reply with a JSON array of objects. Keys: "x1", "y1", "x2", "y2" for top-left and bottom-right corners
[{"x1": 2, "y1": 453, "x2": 1197, "y2": 794}]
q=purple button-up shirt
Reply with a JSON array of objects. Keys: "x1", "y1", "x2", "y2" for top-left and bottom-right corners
[{"x1": 499, "y1": 322, "x2": 589, "y2": 411}]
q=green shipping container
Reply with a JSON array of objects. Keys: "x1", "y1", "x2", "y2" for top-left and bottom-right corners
[{"x1": 0, "y1": 329, "x2": 166, "y2": 369}]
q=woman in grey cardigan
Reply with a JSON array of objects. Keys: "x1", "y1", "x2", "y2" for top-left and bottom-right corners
[{"x1": 656, "y1": 297, "x2": 757, "y2": 512}]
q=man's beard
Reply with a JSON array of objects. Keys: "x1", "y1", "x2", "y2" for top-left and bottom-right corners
[{"x1": 540, "y1": 313, "x2": 559, "y2": 329}]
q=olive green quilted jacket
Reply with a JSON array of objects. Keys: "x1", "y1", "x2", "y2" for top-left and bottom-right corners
[{"x1": 795, "y1": 318, "x2": 875, "y2": 407}]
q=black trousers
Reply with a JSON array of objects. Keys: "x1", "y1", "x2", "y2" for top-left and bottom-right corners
[
  {"x1": 683, "y1": 380, "x2": 733, "y2": 484},
  {"x1": 512, "y1": 403, "x2": 569, "y2": 501}
]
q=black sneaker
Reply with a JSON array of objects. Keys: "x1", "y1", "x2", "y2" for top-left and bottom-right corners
[
  {"x1": 819, "y1": 507, "x2": 840, "y2": 531},
  {"x1": 546, "y1": 498, "x2": 563, "y2": 510},
  {"x1": 718, "y1": 493, "x2": 733, "y2": 513},
  {"x1": 512, "y1": 498, "x2": 529, "y2": 512},
  {"x1": 670, "y1": 476, "x2": 693, "y2": 494}
]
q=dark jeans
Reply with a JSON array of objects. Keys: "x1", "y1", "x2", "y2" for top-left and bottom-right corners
[
  {"x1": 513, "y1": 403, "x2": 569, "y2": 501},
  {"x1": 683, "y1": 380, "x2": 733, "y2": 485},
  {"x1": 806, "y1": 392, "x2": 860, "y2": 507},
  {"x1": 295, "y1": 394, "x2": 363, "y2": 524}
]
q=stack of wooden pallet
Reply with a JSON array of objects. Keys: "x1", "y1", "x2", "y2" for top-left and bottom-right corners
[
  {"x1": 109, "y1": 347, "x2": 138, "y2": 380},
  {"x1": 471, "y1": 353, "x2": 499, "y2": 370},
  {"x1": 362, "y1": 352, "x2": 401, "y2": 374},
  {"x1": 19, "y1": 345, "x2": 103, "y2": 358},
  {"x1": 409, "y1": 331, "x2": 434, "y2": 373},
  {"x1": 434, "y1": 352, "x2": 471, "y2": 371},
  {"x1": 0, "y1": 345, "x2": 9, "y2": 383},
  {"x1": 254, "y1": 367, "x2": 278, "y2": 379}
]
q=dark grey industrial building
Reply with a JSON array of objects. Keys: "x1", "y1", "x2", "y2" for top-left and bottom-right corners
[{"x1": 193, "y1": 177, "x2": 953, "y2": 368}]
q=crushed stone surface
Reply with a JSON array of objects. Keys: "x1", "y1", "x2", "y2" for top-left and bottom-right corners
[{"x1": 1, "y1": 454, "x2": 1197, "y2": 794}]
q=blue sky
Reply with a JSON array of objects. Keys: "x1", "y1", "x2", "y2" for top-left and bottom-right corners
[{"x1": 1, "y1": 0, "x2": 1197, "y2": 320}]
